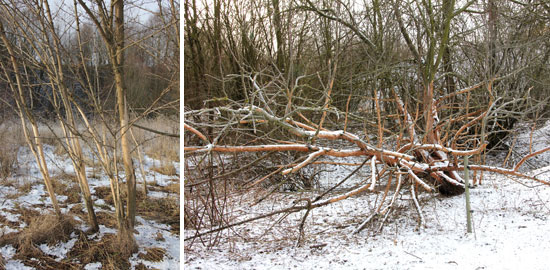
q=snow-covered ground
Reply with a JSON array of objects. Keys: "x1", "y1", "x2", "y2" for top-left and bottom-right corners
[
  {"x1": 0, "y1": 144, "x2": 180, "y2": 269},
  {"x1": 184, "y1": 121, "x2": 550, "y2": 270}
]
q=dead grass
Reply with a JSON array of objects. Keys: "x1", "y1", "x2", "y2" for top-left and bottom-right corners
[
  {"x1": 19, "y1": 214, "x2": 76, "y2": 246},
  {"x1": 52, "y1": 139, "x2": 68, "y2": 156},
  {"x1": 0, "y1": 213, "x2": 20, "y2": 228},
  {"x1": 137, "y1": 247, "x2": 166, "y2": 262},
  {"x1": 131, "y1": 115, "x2": 179, "y2": 163},
  {"x1": 163, "y1": 182, "x2": 180, "y2": 194},
  {"x1": 144, "y1": 136, "x2": 179, "y2": 162},
  {"x1": 0, "y1": 122, "x2": 21, "y2": 179},
  {"x1": 151, "y1": 163, "x2": 177, "y2": 176},
  {"x1": 93, "y1": 186, "x2": 113, "y2": 203},
  {"x1": 93, "y1": 185, "x2": 146, "y2": 206},
  {"x1": 17, "y1": 180, "x2": 34, "y2": 194},
  {"x1": 67, "y1": 230, "x2": 138, "y2": 270},
  {"x1": 49, "y1": 175, "x2": 81, "y2": 204},
  {"x1": 155, "y1": 232, "x2": 165, "y2": 242},
  {"x1": 95, "y1": 211, "x2": 119, "y2": 229},
  {"x1": 0, "y1": 252, "x2": 4, "y2": 270},
  {"x1": 68, "y1": 204, "x2": 88, "y2": 223},
  {"x1": 9, "y1": 205, "x2": 41, "y2": 226},
  {"x1": 50, "y1": 176, "x2": 69, "y2": 195},
  {"x1": 138, "y1": 197, "x2": 180, "y2": 234},
  {"x1": 13, "y1": 248, "x2": 80, "y2": 270},
  {"x1": 0, "y1": 145, "x2": 17, "y2": 180},
  {"x1": 0, "y1": 213, "x2": 78, "y2": 268},
  {"x1": 134, "y1": 263, "x2": 150, "y2": 270}
]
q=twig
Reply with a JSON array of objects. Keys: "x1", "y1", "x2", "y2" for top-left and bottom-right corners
[
  {"x1": 353, "y1": 212, "x2": 378, "y2": 234},
  {"x1": 296, "y1": 198, "x2": 312, "y2": 247},
  {"x1": 410, "y1": 179, "x2": 425, "y2": 228}
]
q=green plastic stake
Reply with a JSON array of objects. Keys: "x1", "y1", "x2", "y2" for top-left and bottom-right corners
[{"x1": 465, "y1": 155, "x2": 472, "y2": 233}]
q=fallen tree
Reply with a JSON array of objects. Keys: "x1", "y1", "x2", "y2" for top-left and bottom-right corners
[{"x1": 184, "y1": 76, "x2": 550, "y2": 246}]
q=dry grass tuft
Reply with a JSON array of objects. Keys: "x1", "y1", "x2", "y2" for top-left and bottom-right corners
[
  {"x1": 0, "y1": 252, "x2": 4, "y2": 270},
  {"x1": 163, "y1": 182, "x2": 180, "y2": 194},
  {"x1": 19, "y1": 214, "x2": 77, "y2": 247},
  {"x1": 50, "y1": 175, "x2": 81, "y2": 204},
  {"x1": 17, "y1": 180, "x2": 34, "y2": 194},
  {"x1": 93, "y1": 185, "x2": 146, "y2": 206},
  {"x1": 0, "y1": 122, "x2": 20, "y2": 179},
  {"x1": 131, "y1": 116, "x2": 179, "y2": 163},
  {"x1": 138, "y1": 197, "x2": 179, "y2": 234},
  {"x1": 0, "y1": 213, "x2": 77, "y2": 268},
  {"x1": 68, "y1": 230, "x2": 138, "y2": 270},
  {"x1": 137, "y1": 247, "x2": 166, "y2": 262},
  {"x1": 95, "y1": 211, "x2": 118, "y2": 229},
  {"x1": 154, "y1": 232, "x2": 165, "y2": 242},
  {"x1": 151, "y1": 163, "x2": 177, "y2": 176}
]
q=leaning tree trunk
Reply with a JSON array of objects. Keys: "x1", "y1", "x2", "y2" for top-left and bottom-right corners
[{"x1": 0, "y1": 20, "x2": 61, "y2": 216}]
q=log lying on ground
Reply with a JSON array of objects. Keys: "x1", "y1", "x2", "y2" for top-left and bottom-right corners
[{"x1": 184, "y1": 91, "x2": 549, "y2": 241}]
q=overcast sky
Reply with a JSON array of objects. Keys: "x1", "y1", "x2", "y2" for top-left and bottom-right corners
[{"x1": 50, "y1": 0, "x2": 161, "y2": 24}]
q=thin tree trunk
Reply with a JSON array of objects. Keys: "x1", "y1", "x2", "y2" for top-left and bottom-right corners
[
  {"x1": 41, "y1": 0, "x2": 99, "y2": 232},
  {"x1": 114, "y1": 0, "x2": 137, "y2": 230},
  {"x1": 0, "y1": 20, "x2": 61, "y2": 216}
]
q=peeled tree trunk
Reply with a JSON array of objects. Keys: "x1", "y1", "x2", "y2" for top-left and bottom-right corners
[
  {"x1": 76, "y1": 0, "x2": 137, "y2": 232},
  {"x1": 114, "y1": 0, "x2": 137, "y2": 230}
]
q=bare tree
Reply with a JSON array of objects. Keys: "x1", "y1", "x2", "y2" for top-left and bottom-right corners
[
  {"x1": 76, "y1": 0, "x2": 137, "y2": 233},
  {"x1": 0, "y1": 18, "x2": 62, "y2": 217}
]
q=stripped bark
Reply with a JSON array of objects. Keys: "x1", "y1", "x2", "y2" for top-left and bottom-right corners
[{"x1": 184, "y1": 77, "x2": 550, "y2": 241}]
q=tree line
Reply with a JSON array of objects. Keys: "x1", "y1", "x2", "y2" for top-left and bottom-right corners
[{"x1": 184, "y1": 0, "x2": 550, "y2": 140}]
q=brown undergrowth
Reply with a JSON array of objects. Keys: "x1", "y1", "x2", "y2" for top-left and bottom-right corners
[
  {"x1": 67, "y1": 231, "x2": 138, "y2": 270},
  {"x1": 0, "y1": 253, "x2": 4, "y2": 270},
  {"x1": 0, "y1": 213, "x2": 79, "y2": 269},
  {"x1": 137, "y1": 247, "x2": 167, "y2": 262},
  {"x1": 151, "y1": 162, "x2": 178, "y2": 176},
  {"x1": 138, "y1": 197, "x2": 180, "y2": 234}
]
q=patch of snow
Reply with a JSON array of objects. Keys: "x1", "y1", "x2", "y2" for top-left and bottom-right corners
[
  {"x1": 0, "y1": 212, "x2": 20, "y2": 223},
  {"x1": 57, "y1": 195, "x2": 68, "y2": 203},
  {"x1": 39, "y1": 238, "x2": 78, "y2": 260},
  {"x1": 17, "y1": 183, "x2": 46, "y2": 206},
  {"x1": 2, "y1": 139, "x2": 180, "y2": 268},
  {"x1": 0, "y1": 245, "x2": 17, "y2": 259},
  {"x1": 147, "y1": 190, "x2": 177, "y2": 199},
  {"x1": 0, "y1": 225, "x2": 18, "y2": 234},
  {"x1": 185, "y1": 171, "x2": 550, "y2": 269},
  {"x1": 84, "y1": 262, "x2": 102, "y2": 270},
  {"x1": 95, "y1": 199, "x2": 106, "y2": 205},
  {"x1": 130, "y1": 216, "x2": 180, "y2": 269},
  {"x1": 3, "y1": 260, "x2": 33, "y2": 270},
  {"x1": 2, "y1": 245, "x2": 33, "y2": 270}
]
